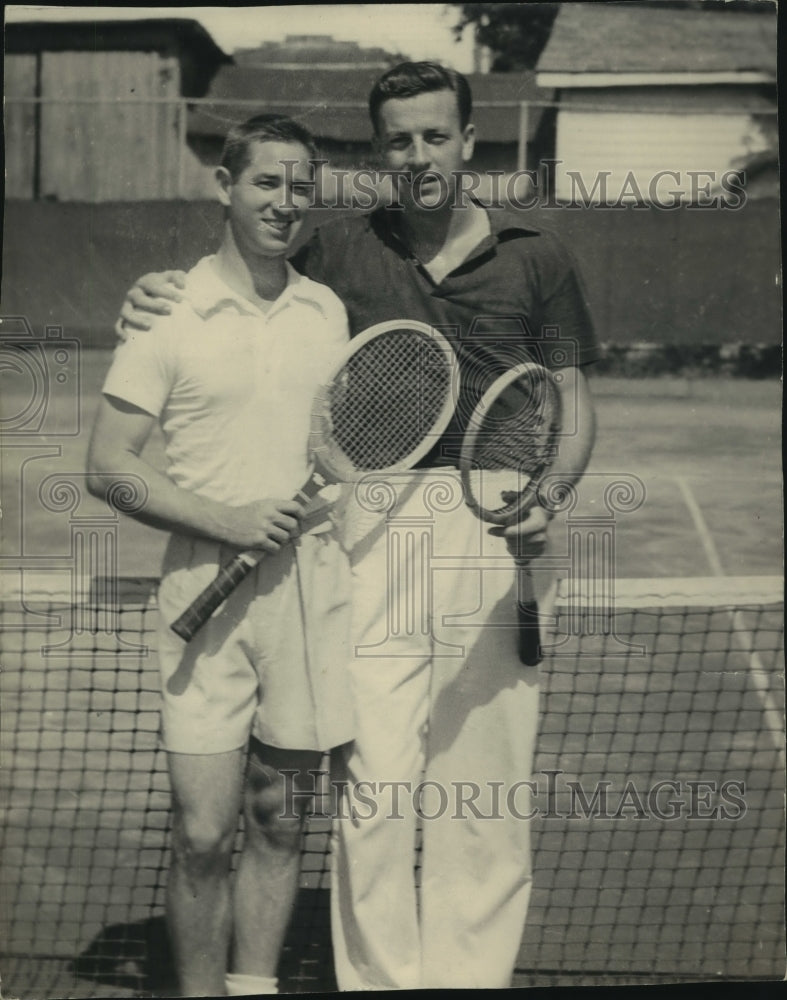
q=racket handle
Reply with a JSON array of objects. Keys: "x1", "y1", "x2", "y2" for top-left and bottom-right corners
[
  {"x1": 169, "y1": 472, "x2": 329, "y2": 642},
  {"x1": 516, "y1": 564, "x2": 542, "y2": 666},
  {"x1": 170, "y1": 552, "x2": 260, "y2": 642},
  {"x1": 517, "y1": 599, "x2": 542, "y2": 666}
]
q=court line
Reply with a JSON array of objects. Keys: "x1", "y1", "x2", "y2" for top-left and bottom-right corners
[
  {"x1": 675, "y1": 475, "x2": 785, "y2": 758},
  {"x1": 675, "y1": 475, "x2": 725, "y2": 576}
]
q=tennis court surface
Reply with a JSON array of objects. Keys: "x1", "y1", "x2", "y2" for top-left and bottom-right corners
[
  {"x1": 2, "y1": 360, "x2": 783, "y2": 993},
  {"x1": 1, "y1": 570, "x2": 783, "y2": 995}
]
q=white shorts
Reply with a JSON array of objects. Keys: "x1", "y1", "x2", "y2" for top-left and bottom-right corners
[{"x1": 156, "y1": 529, "x2": 355, "y2": 755}]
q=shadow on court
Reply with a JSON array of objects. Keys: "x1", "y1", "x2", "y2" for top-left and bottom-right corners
[
  {"x1": 68, "y1": 916, "x2": 176, "y2": 996},
  {"x1": 67, "y1": 889, "x2": 335, "y2": 997}
]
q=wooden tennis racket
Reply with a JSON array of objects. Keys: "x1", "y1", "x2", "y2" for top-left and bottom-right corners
[
  {"x1": 170, "y1": 319, "x2": 458, "y2": 641},
  {"x1": 459, "y1": 362, "x2": 562, "y2": 666}
]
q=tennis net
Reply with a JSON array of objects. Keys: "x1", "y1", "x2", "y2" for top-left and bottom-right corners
[{"x1": 1, "y1": 572, "x2": 784, "y2": 995}]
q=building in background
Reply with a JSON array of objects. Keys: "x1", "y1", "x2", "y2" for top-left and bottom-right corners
[
  {"x1": 233, "y1": 34, "x2": 396, "y2": 69},
  {"x1": 536, "y1": 2, "x2": 778, "y2": 203},
  {"x1": 1, "y1": 7, "x2": 779, "y2": 357},
  {"x1": 4, "y1": 17, "x2": 551, "y2": 201},
  {"x1": 189, "y1": 62, "x2": 549, "y2": 185},
  {"x1": 4, "y1": 18, "x2": 229, "y2": 200},
  {"x1": 186, "y1": 32, "x2": 404, "y2": 185}
]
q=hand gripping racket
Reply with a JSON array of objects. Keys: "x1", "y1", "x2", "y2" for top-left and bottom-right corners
[
  {"x1": 170, "y1": 319, "x2": 457, "y2": 641},
  {"x1": 459, "y1": 362, "x2": 562, "y2": 666}
]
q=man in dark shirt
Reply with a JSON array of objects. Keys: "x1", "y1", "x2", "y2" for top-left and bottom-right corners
[{"x1": 119, "y1": 62, "x2": 597, "y2": 990}]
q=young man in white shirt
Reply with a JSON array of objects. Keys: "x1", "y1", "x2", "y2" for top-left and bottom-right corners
[{"x1": 87, "y1": 114, "x2": 353, "y2": 997}]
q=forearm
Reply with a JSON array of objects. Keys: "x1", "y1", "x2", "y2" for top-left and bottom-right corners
[
  {"x1": 87, "y1": 450, "x2": 242, "y2": 546},
  {"x1": 88, "y1": 396, "x2": 304, "y2": 553},
  {"x1": 544, "y1": 366, "x2": 596, "y2": 501},
  {"x1": 499, "y1": 367, "x2": 595, "y2": 553}
]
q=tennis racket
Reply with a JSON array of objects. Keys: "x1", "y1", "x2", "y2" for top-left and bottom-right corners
[
  {"x1": 170, "y1": 319, "x2": 457, "y2": 641},
  {"x1": 459, "y1": 362, "x2": 562, "y2": 666}
]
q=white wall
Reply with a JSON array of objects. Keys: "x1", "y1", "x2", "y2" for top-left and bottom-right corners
[{"x1": 552, "y1": 87, "x2": 774, "y2": 204}]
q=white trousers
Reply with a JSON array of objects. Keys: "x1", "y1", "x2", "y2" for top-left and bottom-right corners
[{"x1": 330, "y1": 472, "x2": 548, "y2": 989}]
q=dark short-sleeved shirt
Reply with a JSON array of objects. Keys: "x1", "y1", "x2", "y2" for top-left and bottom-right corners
[{"x1": 291, "y1": 205, "x2": 599, "y2": 467}]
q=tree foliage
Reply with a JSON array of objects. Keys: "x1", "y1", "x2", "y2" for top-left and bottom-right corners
[{"x1": 452, "y1": 3, "x2": 560, "y2": 71}]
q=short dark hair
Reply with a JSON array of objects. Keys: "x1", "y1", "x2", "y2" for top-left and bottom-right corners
[
  {"x1": 220, "y1": 113, "x2": 318, "y2": 180},
  {"x1": 368, "y1": 62, "x2": 473, "y2": 133}
]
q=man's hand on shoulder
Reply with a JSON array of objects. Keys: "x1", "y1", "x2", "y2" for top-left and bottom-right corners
[{"x1": 117, "y1": 270, "x2": 187, "y2": 337}]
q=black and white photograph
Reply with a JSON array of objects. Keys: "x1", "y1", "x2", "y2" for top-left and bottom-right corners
[{"x1": 1, "y1": 2, "x2": 782, "y2": 996}]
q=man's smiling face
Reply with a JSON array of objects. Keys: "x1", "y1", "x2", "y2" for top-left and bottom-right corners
[
  {"x1": 375, "y1": 89, "x2": 475, "y2": 209},
  {"x1": 218, "y1": 139, "x2": 313, "y2": 258}
]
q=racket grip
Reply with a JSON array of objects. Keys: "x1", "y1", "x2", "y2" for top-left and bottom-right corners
[
  {"x1": 170, "y1": 553, "x2": 259, "y2": 642},
  {"x1": 517, "y1": 598, "x2": 542, "y2": 666},
  {"x1": 515, "y1": 563, "x2": 542, "y2": 666}
]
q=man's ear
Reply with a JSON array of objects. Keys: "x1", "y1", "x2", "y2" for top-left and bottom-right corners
[
  {"x1": 461, "y1": 124, "x2": 476, "y2": 164},
  {"x1": 215, "y1": 166, "x2": 233, "y2": 206}
]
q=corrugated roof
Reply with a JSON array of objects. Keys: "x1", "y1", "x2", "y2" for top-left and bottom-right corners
[
  {"x1": 537, "y1": 3, "x2": 776, "y2": 76},
  {"x1": 188, "y1": 66, "x2": 551, "y2": 143}
]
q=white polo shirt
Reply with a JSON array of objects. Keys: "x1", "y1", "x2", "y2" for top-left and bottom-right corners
[{"x1": 103, "y1": 256, "x2": 349, "y2": 505}]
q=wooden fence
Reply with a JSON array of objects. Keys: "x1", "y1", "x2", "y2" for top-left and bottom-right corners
[{"x1": 1, "y1": 199, "x2": 780, "y2": 359}]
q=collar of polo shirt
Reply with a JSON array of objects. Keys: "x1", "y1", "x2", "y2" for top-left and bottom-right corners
[{"x1": 184, "y1": 257, "x2": 330, "y2": 321}]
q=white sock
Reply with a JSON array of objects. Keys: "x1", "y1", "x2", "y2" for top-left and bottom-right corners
[{"x1": 225, "y1": 972, "x2": 279, "y2": 995}]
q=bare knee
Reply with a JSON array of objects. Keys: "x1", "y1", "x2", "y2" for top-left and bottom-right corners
[
  {"x1": 243, "y1": 750, "x2": 321, "y2": 854},
  {"x1": 171, "y1": 809, "x2": 236, "y2": 874}
]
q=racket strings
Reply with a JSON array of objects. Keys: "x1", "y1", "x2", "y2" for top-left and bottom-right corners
[
  {"x1": 474, "y1": 384, "x2": 559, "y2": 473},
  {"x1": 467, "y1": 379, "x2": 560, "y2": 516},
  {"x1": 474, "y1": 421, "x2": 555, "y2": 472},
  {"x1": 327, "y1": 329, "x2": 452, "y2": 470}
]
